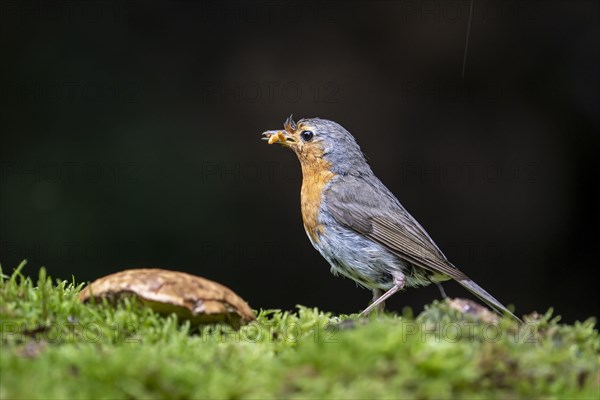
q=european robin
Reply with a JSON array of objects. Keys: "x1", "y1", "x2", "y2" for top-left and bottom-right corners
[{"x1": 262, "y1": 116, "x2": 520, "y2": 321}]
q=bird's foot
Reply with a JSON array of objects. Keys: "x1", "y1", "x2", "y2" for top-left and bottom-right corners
[{"x1": 359, "y1": 272, "x2": 405, "y2": 317}]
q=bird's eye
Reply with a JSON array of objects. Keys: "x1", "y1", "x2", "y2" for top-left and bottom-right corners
[{"x1": 300, "y1": 130, "x2": 314, "y2": 142}]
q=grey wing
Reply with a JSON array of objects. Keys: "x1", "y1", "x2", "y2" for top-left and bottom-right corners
[
  {"x1": 324, "y1": 174, "x2": 464, "y2": 280},
  {"x1": 324, "y1": 174, "x2": 521, "y2": 321}
]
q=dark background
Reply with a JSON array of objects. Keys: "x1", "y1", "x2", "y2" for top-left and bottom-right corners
[{"x1": 1, "y1": 1, "x2": 598, "y2": 322}]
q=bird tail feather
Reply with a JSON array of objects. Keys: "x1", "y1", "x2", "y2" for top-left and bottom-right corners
[{"x1": 458, "y1": 279, "x2": 522, "y2": 323}]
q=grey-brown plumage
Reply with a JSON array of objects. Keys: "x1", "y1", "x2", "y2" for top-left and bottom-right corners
[
  {"x1": 324, "y1": 174, "x2": 519, "y2": 320},
  {"x1": 263, "y1": 116, "x2": 521, "y2": 322}
]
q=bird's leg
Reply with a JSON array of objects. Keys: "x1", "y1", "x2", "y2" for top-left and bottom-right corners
[
  {"x1": 359, "y1": 272, "x2": 405, "y2": 317},
  {"x1": 436, "y1": 283, "x2": 448, "y2": 299},
  {"x1": 370, "y1": 289, "x2": 385, "y2": 313}
]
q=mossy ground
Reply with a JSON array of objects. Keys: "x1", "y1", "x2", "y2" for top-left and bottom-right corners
[{"x1": 1, "y1": 262, "x2": 598, "y2": 399}]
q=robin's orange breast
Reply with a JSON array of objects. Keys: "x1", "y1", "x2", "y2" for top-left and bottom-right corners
[{"x1": 298, "y1": 151, "x2": 336, "y2": 243}]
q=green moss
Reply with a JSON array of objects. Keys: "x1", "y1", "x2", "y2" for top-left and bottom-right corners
[{"x1": 1, "y1": 262, "x2": 598, "y2": 399}]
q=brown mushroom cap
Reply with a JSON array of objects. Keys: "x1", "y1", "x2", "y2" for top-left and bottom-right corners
[
  {"x1": 446, "y1": 298, "x2": 499, "y2": 324},
  {"x1": 79, "y1": 269, "x2": 255, "y2": 328}
]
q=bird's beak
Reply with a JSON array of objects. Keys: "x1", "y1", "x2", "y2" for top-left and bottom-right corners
[{"x1": 261, "y1": 130, "x2": 296, "y2": 146}]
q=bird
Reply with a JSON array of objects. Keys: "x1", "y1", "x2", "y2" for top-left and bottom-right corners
[{"x1": 261, "y1": 116, "x2": 520, "y2": 321}]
